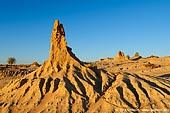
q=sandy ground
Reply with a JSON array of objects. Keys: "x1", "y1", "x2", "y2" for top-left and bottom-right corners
[{"x1": 0, "y1": 20, "x2": 169, "y2": 113}]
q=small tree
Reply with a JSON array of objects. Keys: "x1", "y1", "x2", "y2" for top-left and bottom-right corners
[{"x1": 7, "y1": 57, "x2": 16, "y2": 65}]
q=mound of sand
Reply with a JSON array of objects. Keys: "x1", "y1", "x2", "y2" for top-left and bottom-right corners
[
  {"x1": 0, "y1": 20, "x2": 170, "y2": 113},
  {"x1": 131, "y1": 52, "x2": 142, "y2": 61},
  {"x1": 30, "y1": 62, "x2": 40, "y2": 67}
]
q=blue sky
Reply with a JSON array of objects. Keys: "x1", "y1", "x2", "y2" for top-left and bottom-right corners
[{"x1": 0, "y1": 0, "x2": 170, "y2": 64}]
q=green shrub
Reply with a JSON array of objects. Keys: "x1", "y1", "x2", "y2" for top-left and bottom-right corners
[{"x1": 7, "y1": 57, "x2": 16, "y2": 65}]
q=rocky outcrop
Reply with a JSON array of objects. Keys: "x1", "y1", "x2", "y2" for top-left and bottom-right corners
[
  {"x1": 131, "y1": 52, "x2": 142, "y2": 60},
  {"x1": 0, "y1": 69, "x2": 34, "y2": 78},
  {"x1": 114, "y1": 51, "x2": 129, "y2": 61},
  {"x1": 34, "y1": 20, "x2": 83, "y2": 78},
  {"x1": 0, "y1": 64, "x2": 39, "y2": 78}
]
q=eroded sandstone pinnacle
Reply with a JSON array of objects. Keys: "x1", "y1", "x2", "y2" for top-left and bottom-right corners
[{"x1": 35, "y1": 20, "x2": 82, "y2": 77}]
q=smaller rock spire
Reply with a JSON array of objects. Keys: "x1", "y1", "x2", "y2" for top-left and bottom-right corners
[{"x1": 114, "y1": 50, "x2": 129, "y2": 61}]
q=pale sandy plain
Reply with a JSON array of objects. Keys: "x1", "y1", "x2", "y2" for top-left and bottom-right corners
[{"x1": 0, "y1": 20, "x2": 170, "y2": 113}]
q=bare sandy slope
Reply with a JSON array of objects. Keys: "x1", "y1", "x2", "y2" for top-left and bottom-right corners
[
  {"x1": 92, "y1": 56, "x2": 170, "y2": 76},
  {"x1": 0, "y1": 20, "x2": 170, "y2": 113},
  {"x1": 88, "y1": 57, "x2": 170, "y2": 112}
]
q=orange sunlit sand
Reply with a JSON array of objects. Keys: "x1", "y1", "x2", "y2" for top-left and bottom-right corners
[{"x1": 0, "y1": 21, "x2": 170, "y2": 113}]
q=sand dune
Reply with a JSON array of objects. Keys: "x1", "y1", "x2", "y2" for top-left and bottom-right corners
[{"x1": 0, "y1": 20, "x2": 170, "y2": 113}]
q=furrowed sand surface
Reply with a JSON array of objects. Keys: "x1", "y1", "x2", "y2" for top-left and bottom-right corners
[{"x1": 0, "y1": 20, "x2": 170, "y2": 113}]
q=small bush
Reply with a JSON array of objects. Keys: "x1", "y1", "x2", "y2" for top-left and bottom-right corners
[{"x1": 7, "y1": 57, "x2": 16, "y2": 65}]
